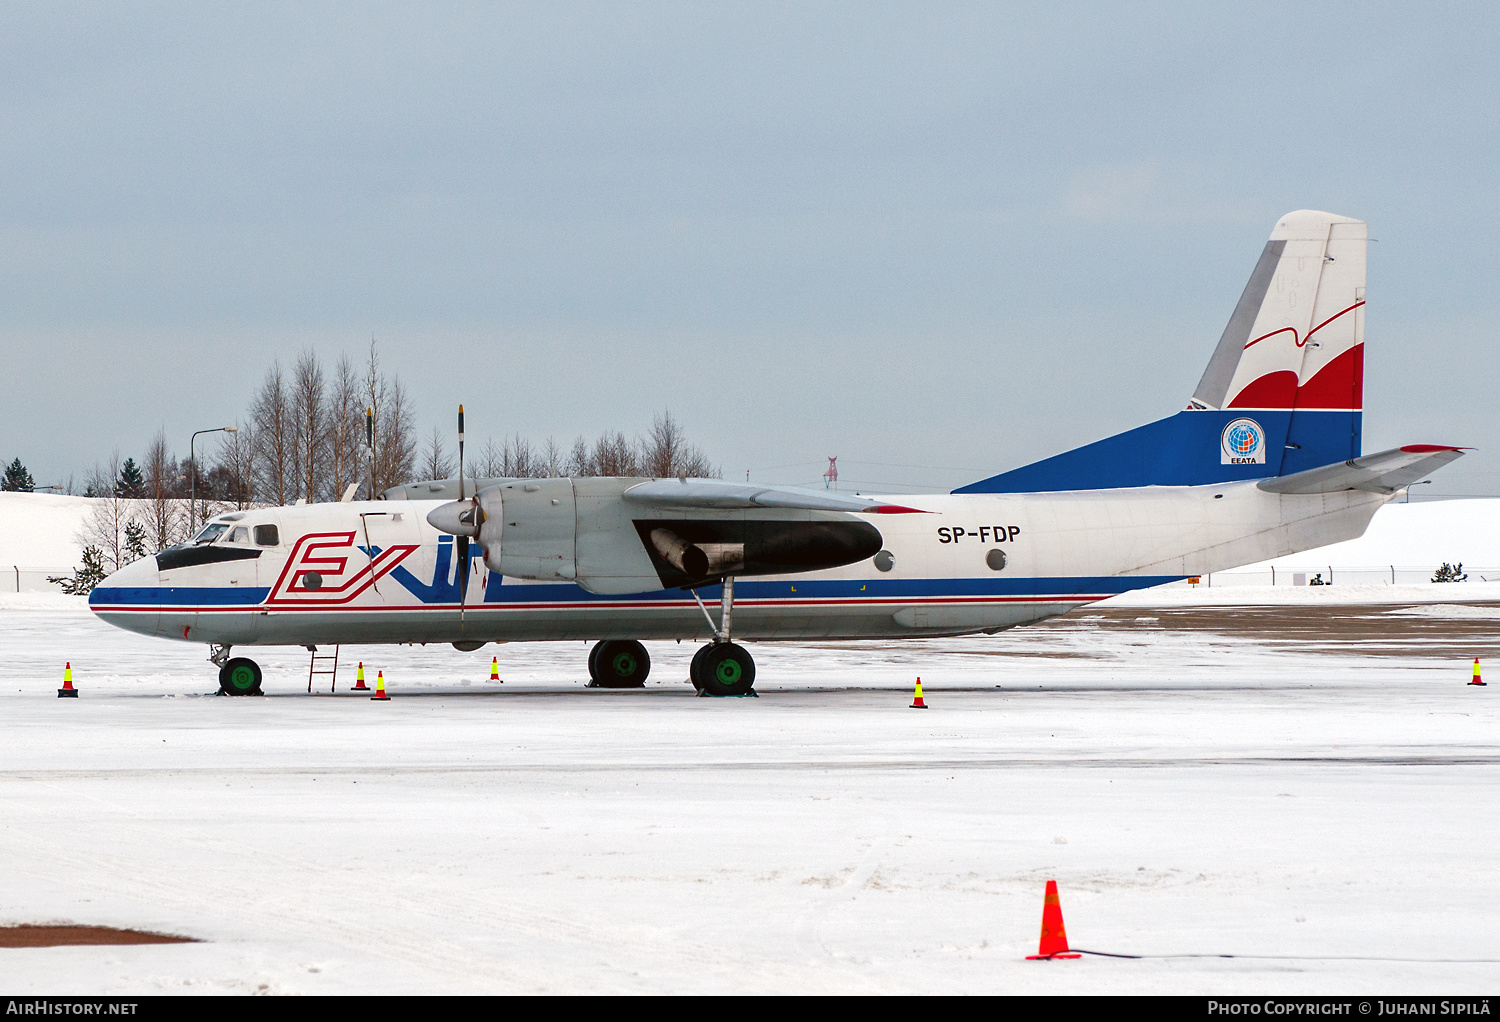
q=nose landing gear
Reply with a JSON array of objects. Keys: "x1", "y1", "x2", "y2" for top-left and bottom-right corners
[{"x1": 218, "y1": 657, "x2": 264, "y2": 696}]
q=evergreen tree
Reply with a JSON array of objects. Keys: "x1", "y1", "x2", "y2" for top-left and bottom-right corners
[
  {"x1": 49, "y1": 546, "x2": 107, "y2": 595},
  {"x1": 116, "y1": 458, "x2": 146, "y2": 498},
  {"x1": 2, "y1": 457, "x2": 34, "y2": 492},
  {"x1": 1433, "y1": 562, "x2": 1468, "y2": 583},
  {"x1": 124, "y1": 520, "x2": 149, "y2": 563}
]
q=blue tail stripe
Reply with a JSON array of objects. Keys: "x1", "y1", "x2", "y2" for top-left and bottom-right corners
[{"x1": 954, "y1": 409, "x2": 1361, "y2": 494}]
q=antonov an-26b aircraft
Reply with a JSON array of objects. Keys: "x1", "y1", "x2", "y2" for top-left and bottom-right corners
[{"x1": 91, "y1": 210, "x2": 1463, "y2": 696}]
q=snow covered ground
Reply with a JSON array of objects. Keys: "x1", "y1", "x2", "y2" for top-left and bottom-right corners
[{"x1": 2, "y1": 596, "x2": 1498, "y2": 993}]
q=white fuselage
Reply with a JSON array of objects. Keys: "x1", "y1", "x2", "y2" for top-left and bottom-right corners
[{"x1": 89, "y1": 480, "x2": 1389, "y2": 647}]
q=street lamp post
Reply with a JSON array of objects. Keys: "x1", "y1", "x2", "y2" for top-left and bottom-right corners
[
  {"x1": 1404, "y1": 479, "x2": 1433, "y2": 504},
  {"x1": 190, "y1": 426, "x2": 239, "y2": 533}
]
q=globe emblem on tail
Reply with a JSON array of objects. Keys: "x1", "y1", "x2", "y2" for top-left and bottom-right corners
[{"x1": 1220, "y1": 417, "x2": 1266, "y2": 465}]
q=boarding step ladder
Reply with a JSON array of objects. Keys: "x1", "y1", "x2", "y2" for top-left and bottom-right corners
[{"x1": 307, "y1": 645, "x2": 340, "y2": 693}]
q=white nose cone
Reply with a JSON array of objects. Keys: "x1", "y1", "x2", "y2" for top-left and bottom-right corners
[{"x1": 427, "y1": 499, "x2": 478, "y2": 537}]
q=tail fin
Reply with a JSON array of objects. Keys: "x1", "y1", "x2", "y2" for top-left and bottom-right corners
[
  {"x1": 1191, "y1": 210, "x2": 1366, "y2": 417},
  {"x1": 956, "y1": 211, "x2": 1367, "y2": 494}
]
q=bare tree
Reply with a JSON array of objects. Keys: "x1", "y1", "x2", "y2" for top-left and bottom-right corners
[
  {"x1": 377, "y1": 378, "x2": 418, "y2": 494},
  {"x1": 590, "y1": 431, "x2": 637, "y2": 476},
  {"x1": 505, "y1": 433, "x2": 536, "y2": 478},
  {"x1": 639, "y1": 410, "x2": 717, "y2": 478},
  {"x1": 538, "y1": 436, "x2": 564, "y2": 478},
  {"x1": 81, "y1": 452, "x2": 129, "y2": 572},
  {"x1": 567, "y1": 435, "x2": 592, "y2": 477},
  {"x1": 250, "y1": 362, "x2": 291, "y2": 506},
  {"x1": 364, "y1": 341, "x2": 417, "y2": 497},
  {"x1": 143, "y1": 429, "x2": 184, "y2": 551},
  {"x1": 476, "y1": 436, "x2": 506, "y2": 479},
  {"x1": 423, "y1": 425, "x2": 454, "y2": 481},
  {"x1": 327, "y1": 354, "x2": 362, "y2": 502},
  {"x1": 363, "y1": 341, "x2": 388, "y2": 498},
  {"x1": 211, "y1": 423, "x2": 255, "y2": 509},
  {"x1": 290, "y1": 351, "x2": 329, "y2": 502}
]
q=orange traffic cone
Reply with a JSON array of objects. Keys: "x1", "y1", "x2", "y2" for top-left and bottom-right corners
[
  {"x1": 353, "y1": 661, "x2": 369, "y2": 691},
  {"x1": 909, "y1": 677, "x2": 927, "y2": 709},
  {"x1": 57, "y1": 662, "x2": 78, "y2": 698},
  {"x1": 490, "y1": 656, "x2": 500, "y2": 683},
  {"x1": 1471, "y1": 658, "x2": 1487, "y2": 686},
  {"x1": 1026, "y1": 880, "x2": 1081, "y2": 959},
  {"x1": 371, "y1": 671, "x2": 390, "y2": 701}
]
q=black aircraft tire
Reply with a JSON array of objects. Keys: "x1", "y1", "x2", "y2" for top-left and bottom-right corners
[
  {"x1": 689, "y1": 644, "x2": 712, "y2": 690},
  {"x1": 586, "y1": 641, "x2": 605, "y2": 685},
  {"x1": 696, "y1": 642, "x2": 755, "y2": 697},
  {"x1": 593, "y1": 640, "x2": 651, "y2": 689},
  {"x1": 219, "y1": 657, "x2": 263, "y2": 696}
]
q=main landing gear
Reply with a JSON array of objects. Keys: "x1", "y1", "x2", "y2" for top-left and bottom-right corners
[
  {"x1": 690, "y1": 641, "x2": 756, "y2": 697},
  {"x1": 211, "y1": 645, "x2": 263, "y2": 696},
  {"x1": 587, "y1": 639, "x2": 652, "y2": 688},
  {"x1": 689, "y1": 576, "x2": 756, "y2": 698},
  {"x1": 587, "y1": 577, "x2": 758, "y2": 697}
]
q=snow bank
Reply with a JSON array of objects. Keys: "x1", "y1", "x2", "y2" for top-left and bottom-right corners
[
  {"x1": 1105, "y1": 579, "x2": 1500, "y2": 608},
  {"x1": 0, "y1": 591, "x2": 90, "y2": 611},
  {"x1": 1239, "y1": 497, "x2": 1500, "y2": 573},
  {"x1": 0, "y1": 491, "x2": 95, "y2": 569}
]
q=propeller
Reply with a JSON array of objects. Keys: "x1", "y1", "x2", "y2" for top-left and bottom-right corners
[{"x1": 457, "y1": 404, "x2": 471, "y2": 630}]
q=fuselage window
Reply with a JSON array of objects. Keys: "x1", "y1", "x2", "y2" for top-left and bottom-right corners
[
  {"x1": 228, "y1": 527, "x2": 249, "y2": 544},
  {"x1": 254, "y1": 524, "x2": 280, "y2": 547},
  {"x1": 192, "y1": 522, "x2": 230, "y2": 545}
]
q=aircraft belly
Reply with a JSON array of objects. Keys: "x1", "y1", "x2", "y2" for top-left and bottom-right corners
[{"x1": 219, "y1": 580, "x2": 1117, "y2": 646}]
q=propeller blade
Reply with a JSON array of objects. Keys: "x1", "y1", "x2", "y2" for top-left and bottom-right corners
[
  {"x1": 457, "y1": 404, "x2": 469, "y2": 631},
  {"x1": 457, "y1": 533, "x2": 471, "y2": 625}
]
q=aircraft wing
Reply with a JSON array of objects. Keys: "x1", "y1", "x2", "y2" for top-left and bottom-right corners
[
  {"x1": 1256, "y1": 445, "x2": 1465, "y2": 495},
  {"x1": 621, "y1": 479, "x2": 926, "y2": 514}
]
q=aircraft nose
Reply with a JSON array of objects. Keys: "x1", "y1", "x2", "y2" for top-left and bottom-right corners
[{"x1": 88, "y1": 555, "x2": 162, "y2": 636}]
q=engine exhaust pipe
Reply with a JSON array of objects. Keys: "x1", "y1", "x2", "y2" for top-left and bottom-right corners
[
  {"x1": 650, "y1": 528, "x2": 708, "y2": 577},
  {"x1": 650, "y1": 529, "x2": 746, "y2": 577}
]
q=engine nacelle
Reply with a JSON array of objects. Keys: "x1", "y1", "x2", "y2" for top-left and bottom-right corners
[
  {"x1": 427, "y1": 477, "x2": 884, "y2": 595},
  {"x1": 473, "y1": 478, "x2": 576, "y2": 581}
]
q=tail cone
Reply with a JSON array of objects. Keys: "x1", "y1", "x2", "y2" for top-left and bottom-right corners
[
  {"x1": 58, "y1": 662, "x2": 77, "y2": 699},
  {"x1": 353, "y1": 661, "x2": 369, "y2": 691},
  {"x1": 371, "y1": 671, "x2": 390, "y2": 701},
  {"x1": 909, "y1": 677, "x2": 927, "y2": 709},
  {"x1": 1026, "y1": 880, "x2": 1081, "y2": 959},
  {"x1": 1471, "y1": 658, "x2": 1486, "y2": 686}
]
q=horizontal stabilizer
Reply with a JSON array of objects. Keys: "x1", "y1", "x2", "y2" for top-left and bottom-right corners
[
  {"x1": 623, "y1": 479, "x2": 924, "y2": 514},
  {"x1": 1256, "y1": 445, "x2": 1465, "y2": 495}
]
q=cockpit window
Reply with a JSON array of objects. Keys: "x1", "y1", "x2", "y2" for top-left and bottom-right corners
[
  {"x1": 254, "y1": 524, "x2": 280, "y2": 547},
  {"x1": 191, "y1": 522, "x2": 230, "y2": 545},
  {"x1": 228, "y1": 527, "x2": 249, "y2": 544}
]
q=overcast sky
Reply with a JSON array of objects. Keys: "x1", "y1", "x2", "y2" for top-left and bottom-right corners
[{"x1": 3, "y1": 1, "x2": 1497, "y2": 495}]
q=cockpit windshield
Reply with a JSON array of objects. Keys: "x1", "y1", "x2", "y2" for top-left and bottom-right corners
[{"x1": 191, "y1": 522, "x2": 230, "y2": 545}]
